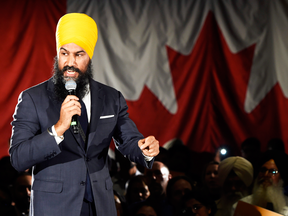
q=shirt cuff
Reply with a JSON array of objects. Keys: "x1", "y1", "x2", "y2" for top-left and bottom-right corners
[
  {"x1": 51, "y1": 125, "x2": 64, "y2": 144},
  {"x1": 142, "y1": 153, "x2": 154, "y2": 161}
]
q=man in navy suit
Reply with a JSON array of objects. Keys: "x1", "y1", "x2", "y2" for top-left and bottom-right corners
[{"x1": 10, "y1": 13, "x2": 159, "y2": 216}]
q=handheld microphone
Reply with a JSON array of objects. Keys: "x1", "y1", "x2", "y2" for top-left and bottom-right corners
[{"x1": 65, "y1": 79, "x2": 79, "y2": 134}]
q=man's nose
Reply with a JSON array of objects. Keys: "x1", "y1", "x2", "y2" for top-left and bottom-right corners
[
  {"x1": 67, "y1": 55, "x2": 76, "y2": 66},
  {"x1": 264, "y1": 170, "x2": 270, "y2": 176}
]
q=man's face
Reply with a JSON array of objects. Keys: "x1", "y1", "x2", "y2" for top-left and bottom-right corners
[
  {"x1": 58, "y1": 43, "x2": 90, "y2": 81},
  {"x1": 145, "y1": 161, "x2": 171, "y2": 196},
  {"x1": 185, "y1": 198, "x2": 211, "y2": 216},
  {"x1": 223, "y1": 173, "x2": 247, "y2": 196},
  {"x1": 13, "y1": 174, "x2": 32, "y2": 213},
  {"x1": 53, "y1": 42, "x2": 92, "y2": 101},
  {"x1": 129, "y1": 181, "x2": 150, "y2": 202},
  {"x1": 204, "y1": 164, "x2": 219, "y2": 189},
  {"x1": 258, "y1": 159, "x2": 280, "y2": 187},
  {"x1": 170, "y1": 179, "x2": 192, "y2": 209}
]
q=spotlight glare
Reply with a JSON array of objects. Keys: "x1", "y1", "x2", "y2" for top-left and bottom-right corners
[{"x1": 220, "y1": 148, "x2": 227, "y2": 155}]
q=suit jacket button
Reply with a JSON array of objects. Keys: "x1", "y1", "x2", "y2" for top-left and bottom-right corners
[
  {"x1": 80, "y1": 181, "x2": 86, "y2": 186},
  {"x1": 86, "y1": 157, "x2": 90, "y2": 161}
]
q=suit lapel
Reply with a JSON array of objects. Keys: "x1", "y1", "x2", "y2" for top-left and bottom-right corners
[
  {"x1": 87, "y1": 79, "x2": 104, "y2": 148},
  {"x1": 47, "y1": 79, "x2": 62, "y2": 113}
]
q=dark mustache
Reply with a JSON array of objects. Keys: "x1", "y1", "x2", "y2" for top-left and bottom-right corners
[
  {"x1": 62, "y1": 66, "x2": 81, "y2": 73},
  {"x1": 258, "y1": 177, "x2": 273, "y2": 184}
]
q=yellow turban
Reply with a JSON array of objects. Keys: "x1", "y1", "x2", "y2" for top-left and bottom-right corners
[{"x1": 56, "y1": 13, "x2": 98, "y2": 59}]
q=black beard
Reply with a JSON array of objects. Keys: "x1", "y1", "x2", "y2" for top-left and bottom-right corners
[{"x1": 52, "y1": 56, "x2": 93, "y2": 101}]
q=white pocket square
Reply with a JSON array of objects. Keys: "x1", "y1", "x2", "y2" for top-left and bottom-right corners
[{"x1": 100, "y1": 115, "x2": 114, "y2": 119}]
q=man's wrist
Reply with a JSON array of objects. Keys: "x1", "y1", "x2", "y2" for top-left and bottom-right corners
[
  {"x1": 47, "y1": 126, "x2": 64, "y2": 144},
  {"x1": 142, "y1": 153, "x2": 154, "y2": 161}
]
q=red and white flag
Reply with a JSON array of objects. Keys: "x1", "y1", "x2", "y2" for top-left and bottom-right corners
[{"x1": 1, "y1": 0, "x2": 288, "y2": 159}]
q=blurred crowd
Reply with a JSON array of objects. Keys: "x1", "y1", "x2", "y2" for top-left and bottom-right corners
[{"x1": 1, "y1": 137, "x2": 288, "y2": 216}]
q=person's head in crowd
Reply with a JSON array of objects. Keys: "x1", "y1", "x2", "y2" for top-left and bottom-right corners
[
  {"x1": 217, "y1": 156, "x2": 253, "y2": 215},
  {"x1": 134, "y1": 204, "x2": 158, "y2": 216},
  {"x1": 154, "y1": 146, "x2": 169, "y2": 166},
  {"x1": 267, "y1": 138, "x2": 285, "y2": 152},
  {"x1": 114, "y1": 190, "x2": 126, "y2": 216},
  {"x1": 251, "y1": 150, "x2": 288, "y2": 214},
  {"x1": 166, "y1": 176, "x2": 194, "y2": 215},
  {"x1": 125, "y1": 175, "x2": 150, "y2": 204},
  {"x1": 241, "y1": 137, "x2": 261, "y2": 163},
  {"x1": 0, "y1": 185, "x2": 14, "y2": 216},
  {"x1": 11, "y1": 172, "x2": 32, "y2": 216},
  {"x1": 218, "y1": 156, "x2": 253, "y2": 198},
  {"x1": 201, "y1": 161, "x2": 220, "y2": 201},
  {"x1": 129, "y1": 200, "x2": 158, "y2": 216},
  {"x1": 202, "y1": 161, "x2": 219, "y2": 190},
  {"x1": 144, "y1": 161, "x2": 172, "y2": 199},
  {"x1": 164, "y1": 138, "x2": 192, "y2": 175},
  {"x1": 181, "y1": 189, "x2": 217, "y2": 216},
  {"x1": 0, "y1": 156, "x2": 18, "y2": 187},
  {"x1": 115, "y1": 148, "x2": 138, "y2": 179}
]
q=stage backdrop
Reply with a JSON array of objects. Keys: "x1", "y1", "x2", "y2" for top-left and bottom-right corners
[{"x1": 1, "y1": 0, "x2": 288, "y2": 159}]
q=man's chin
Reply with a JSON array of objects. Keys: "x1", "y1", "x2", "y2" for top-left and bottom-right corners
[{"x1": 63, "y1": 76, "x2": 78, "y2": 82}]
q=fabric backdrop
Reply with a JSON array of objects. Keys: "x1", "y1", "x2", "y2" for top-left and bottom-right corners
[{"x1": 1, "y1": 0, "x2": 288, "y2": 159}]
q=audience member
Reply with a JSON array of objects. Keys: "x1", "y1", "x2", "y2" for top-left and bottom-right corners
[
  {"x1": 125, "y1": 175, "x2": 150, "y2": 205},
  {"x1": 201, "y1": 161, "x2": 221, "y2": 201},
  {"x1": 267, "y1": 138, "x2": 285, "y2": 152},
  {"x1": 11, "y1": 172, "x2": 32, "y2": 216},
  {"x1": 164, "y1": 175, "x2": 194, "y2": 216},
  {"x1": 154, "y1": 146, "x2": 169, "y2": 166},
  {"x1": 181, "y1": 189, "x2": 217, "y2": 216},
  {"x1": 0, "y1": 156, "x2": 18, "y2": 187},
  {"x1": 0, "y1": 184, "x2": 15, "y2": 216},
  {"x1": 215, "y1": 156, "x2": 253, "y2": 216},
  {"x1": 234, "y1": 150, "x2": 288, "y2": 215},
  {"x1": 129, "y1": 200, "x2": 158, "y2": 216},
  {"x1": 165, "y1": 139, "x2": 193, "y2": 177},
  {"x1": 112, "y1": 149, "x2": 140, "y2": 197},
  {"x1": 240, "y1": 137, "x2": 261, "y2": 175},
  {"x1": 144, "y1": 161, "x2": 172, "y2": 202},
  {"x1": 114, "y1": 190, "x2": 126, "y2": 216}
]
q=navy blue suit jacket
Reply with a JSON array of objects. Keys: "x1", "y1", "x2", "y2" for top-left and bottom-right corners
[{"x1": 10, "y1": 78, "x2": 152, "y2": 216}]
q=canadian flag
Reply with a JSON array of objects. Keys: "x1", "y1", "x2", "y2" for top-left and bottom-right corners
[{"x1": 1, "y1": 0, "x2": 288, "y2": 159}]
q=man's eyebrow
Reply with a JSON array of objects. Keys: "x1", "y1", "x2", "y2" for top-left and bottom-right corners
[
  {"x1": 59, "y1": 48, "x2": 85, "y2": 54},
  {"x1": 60, "y1": 47, "x2": 68, "y2": 52}
]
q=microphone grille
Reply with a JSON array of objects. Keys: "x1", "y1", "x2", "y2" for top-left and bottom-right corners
[{"x1": 65, "y1": 79, "x2": 77, "y2": 91}]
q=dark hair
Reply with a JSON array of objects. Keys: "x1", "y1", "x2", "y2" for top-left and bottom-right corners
[
  {"x1": 182, "y1": 189, "x2": 217, "y2": 216},
  {"x1": 125, "y1": 175, "x2": 148, "y2": 204},
  {"x1": 166, "y1": 176, "x2": 194, "y2": 202},
  {"x1": 267, "y1": 138, "x2": 285, "y2": 152},
  {"x1": 241, "y1": 137, "x2": 261, "y2": 150},
  {"x1": 128, "y1": 200, "x2": 158, "y2": 216}
]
